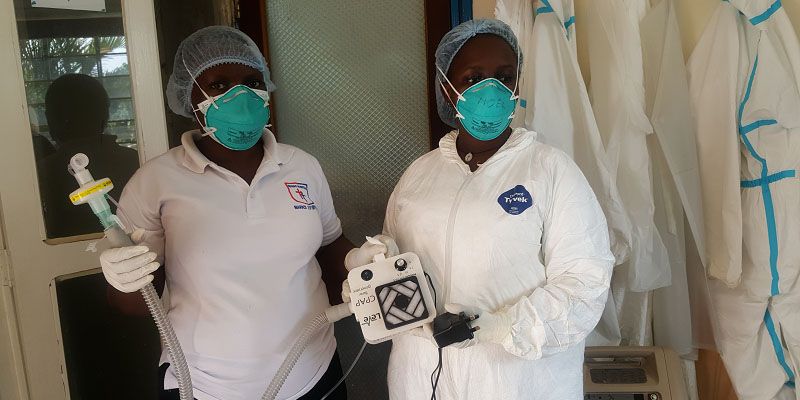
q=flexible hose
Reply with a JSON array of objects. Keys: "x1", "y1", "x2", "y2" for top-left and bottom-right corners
[
  {"x1": 106, "y1": 226, "x2": 194, "y2": 400},
  {"x1": 261, "y1": 303, "x2": 352, "y2": 400},
  {"x1": 140, "y1": 284, "x2": 193, "y2": 400}
]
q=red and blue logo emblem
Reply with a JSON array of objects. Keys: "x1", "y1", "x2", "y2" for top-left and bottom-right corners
[{"x1": 285, "y1": 182, "x2": 316, "y2": 210}]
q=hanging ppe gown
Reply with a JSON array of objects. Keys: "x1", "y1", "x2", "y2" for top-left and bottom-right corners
[
  {"x1": 496, "y1": 0, "x2": 631, "y2": 346},
  {"x1": 583, "y1": 0, "x2": 667, "y2": 350},
  {"x1": 586, "y1": 0, "x2": 670, "y2": 293},
  {"x1": 640, "y1": 0, "x2": 706, "y2": 357},
  {"x1": 688, "y1": 0, "x2": 799, "y2": 398},
  {"x1": 384, "y1": 129, "x2": 614, "y2": 400}
]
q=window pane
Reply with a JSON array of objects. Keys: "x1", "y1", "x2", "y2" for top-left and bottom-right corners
[
  {"x1": 14, "y1": 0, "x2": 140, "y2": 240},
  {"x1": 109, "y1": 99, "x2": 134, "y2": 121},
  {"x1": 268, "y1": 0, "x2": 429, "y2": 241},
  {"x1": 101, "y1": 54, "x2": 128, "y2": 76},
  {"x1": 20, "y1": 39, "x2": 48, "y2": 59},
  {"x1": 21, "y1": 59, "x2": 49, "y2": 81},
  {"x1": 24, "y1": 81, "x2": 50, "y2": 105},
  {"x1": 101, "y1": 76, "x2": 132, "y2": 99},
  {"x1": 27, "y1": 105, "x2": 48, "y2": 132},
  {"x1": 49, "y1": 56, "x2": 99, "y2": 78},
  {"x1": 106, "y1": 120, "x2": 137, "y2": 147},
  {"x1": 47, "y1": 37, "x2": 95, "y2": 56},
  {"x1": 95, "y1": 36, "x2": 127, "y2": 54}
]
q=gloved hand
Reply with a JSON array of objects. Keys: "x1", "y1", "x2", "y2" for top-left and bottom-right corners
[
  {"x1": 444, "y1": 304, "x2": 511, "y2": 348},
  {"x1": 344, "y1": 235, "x2": 399, "y2": 270},
  {"x1": 341, "y1": 279, "x2": 352, "y2": 304},
  {"x1": 342, "y1": 235, "x2": 399, "y2": 304},
  {"x1": 407, "y1": 322, "x2": 437, "y2": 346},
  {"x1": 100, "y1": 229, "x2": 160, "y2": 293}
]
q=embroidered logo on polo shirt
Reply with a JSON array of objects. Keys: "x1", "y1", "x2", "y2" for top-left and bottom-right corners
[
  {"x1": 497, "y1": 185, "x2": 532, "y2": 215},
  {"x1": 285, "y1": 182, "x2": 317, "y2": 210}
]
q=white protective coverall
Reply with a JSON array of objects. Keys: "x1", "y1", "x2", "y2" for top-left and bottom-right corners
[
  {"x1": 384, "y1": 128, "x2": 614, "y2": 400},
  {"x1": 586, "y1": 0, "x2": 671, "y2": 294},
  {"x1": 495, "y1": 0, "x2": 631, "y2": 346},
  {"x1": 689, "y1": 0, "x2": 799, "y2": 397},
  {"x1": 640, "y1": 0, "x2": 707, "y2": 357},
  {"x1": 583, "y1": 0, "x2": 709, "y2": 355}
]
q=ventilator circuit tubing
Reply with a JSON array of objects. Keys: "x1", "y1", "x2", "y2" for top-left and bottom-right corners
[
  {"x1": 261, "y1": 303, "x2": 353, "y2": 400},
  {"x1": 67, "y1": 153, "x2": 192, "y2": 400},
  {"x1": 105, "y1": 226, "x2": 194, "y2": 400}
]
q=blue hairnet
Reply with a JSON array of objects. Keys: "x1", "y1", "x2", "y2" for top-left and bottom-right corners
[
  {"x1": 166, "y1": 26, "x2": 277, "y2": 118},
  {"x1": 435, "y1": 19, "x2": 522, "y2": 128}
]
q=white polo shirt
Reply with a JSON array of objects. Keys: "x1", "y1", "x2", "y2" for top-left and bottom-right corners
[{"x1": 118, "y1": 130, "x2": 342, "y2": 400}]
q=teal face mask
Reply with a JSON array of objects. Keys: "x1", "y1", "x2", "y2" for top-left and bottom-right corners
[
  {"x1": 194, "y1": 84, "x2": 270, "y2": 151},
  {"x1": 438, "y1": 66, "x2": 519, "y2": 141}
]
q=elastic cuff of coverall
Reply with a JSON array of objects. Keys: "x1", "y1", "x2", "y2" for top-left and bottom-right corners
[
  {"x1": 503, "y1": 316, "x2": 547, "y2": 360},
  {"x1": 477, "y1": 310, "x2": 512, "y2": 344}
]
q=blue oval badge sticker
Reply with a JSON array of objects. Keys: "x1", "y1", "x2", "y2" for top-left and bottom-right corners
[{"x1": 498, "y1": 185, "x2": 533, "y2": 215}]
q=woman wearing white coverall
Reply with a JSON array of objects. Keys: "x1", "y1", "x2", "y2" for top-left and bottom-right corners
[
  {"x1": 97, "y1": 27, "x2": 353, "y2": 400},
  {"x1": 346, "y1": 19, "x2": 614, "y2": 399}
]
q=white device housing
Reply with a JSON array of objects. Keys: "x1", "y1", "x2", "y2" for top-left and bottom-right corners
[
  {"x1": 347, "y1": 252, "x2": 436, "y2": 344},
  {"x1": 584, "y1": 346, "x2": 689, "y2": 400}
]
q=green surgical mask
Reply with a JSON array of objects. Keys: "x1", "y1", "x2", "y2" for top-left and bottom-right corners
[
  {"x1": 193, "y1": 84, "x2": 270, "y2": 151},
  {"x1": 437, "y1": 65, "x2": 519, "y2": 141}
]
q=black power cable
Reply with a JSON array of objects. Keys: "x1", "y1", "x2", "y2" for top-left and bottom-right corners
[
  {"x1": 430, "y1": 347, "x2": 444, "y2": 400},
  {"x1": 422, "y1": 273, "x2": 480, "y2": 399},
  {"x1": 424, "y1": 272, "x2": 442, "y2": 400},
  {"x1": 424, "y1": 272, "x2": 437, "y2": 308}
]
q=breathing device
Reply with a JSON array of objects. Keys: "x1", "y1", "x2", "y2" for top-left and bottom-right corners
[
  {"x1": 347, "y1": 252, "x2": 437, "y2": 344},
  {"x1": 263, "y1": 249, "x2": 440, "y2": 399}
]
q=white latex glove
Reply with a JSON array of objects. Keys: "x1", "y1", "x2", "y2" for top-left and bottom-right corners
[
  {"x1": 407, "y1": 323, "x2": 437, "y2": 346},
  {"x1": 344, "y1": 235, "x2": 399, "y2": 271},
  {"x1": 100, "y1": 229, "x2": 160, "y2": 293},
  {"x1": 341, "y1": 279, "x2": 352, "y2": 304},
  {"x1": 444, "y1": 304, "x2": 511, "y2": 348}
]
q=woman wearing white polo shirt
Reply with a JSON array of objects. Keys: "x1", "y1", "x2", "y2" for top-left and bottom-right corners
[{"x1": 96, "y1": 26, "x2": 365, "y2": 400}]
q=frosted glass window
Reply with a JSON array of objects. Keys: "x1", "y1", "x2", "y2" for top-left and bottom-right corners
[{"x1": 267, "y1": 0, "x2": 430, "y2": 241}]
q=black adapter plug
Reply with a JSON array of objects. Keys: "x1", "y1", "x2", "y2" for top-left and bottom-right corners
[{"x1": 431, "y1": 312, "x2": 479, "y2": 348}]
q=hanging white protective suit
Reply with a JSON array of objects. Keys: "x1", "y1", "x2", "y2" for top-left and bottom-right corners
[
  {"x1": 689, "y1": 0, "x2": 799, "y2": 398},
  {"x1": 384, "y1": 129, "x2": 614, "y2": 400},
  {"x1": 586, "y1": 0, "x2": 671, "y2": 293},
  {"x1": 640, "y1": 0, "x2": 706, "y2": 357},
  {"x1": 495, "y1": 0, "x2": 631, "y2": 346},
  {"x1": 581, "y1": 0, "x2": 664, "y2": 349}
]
